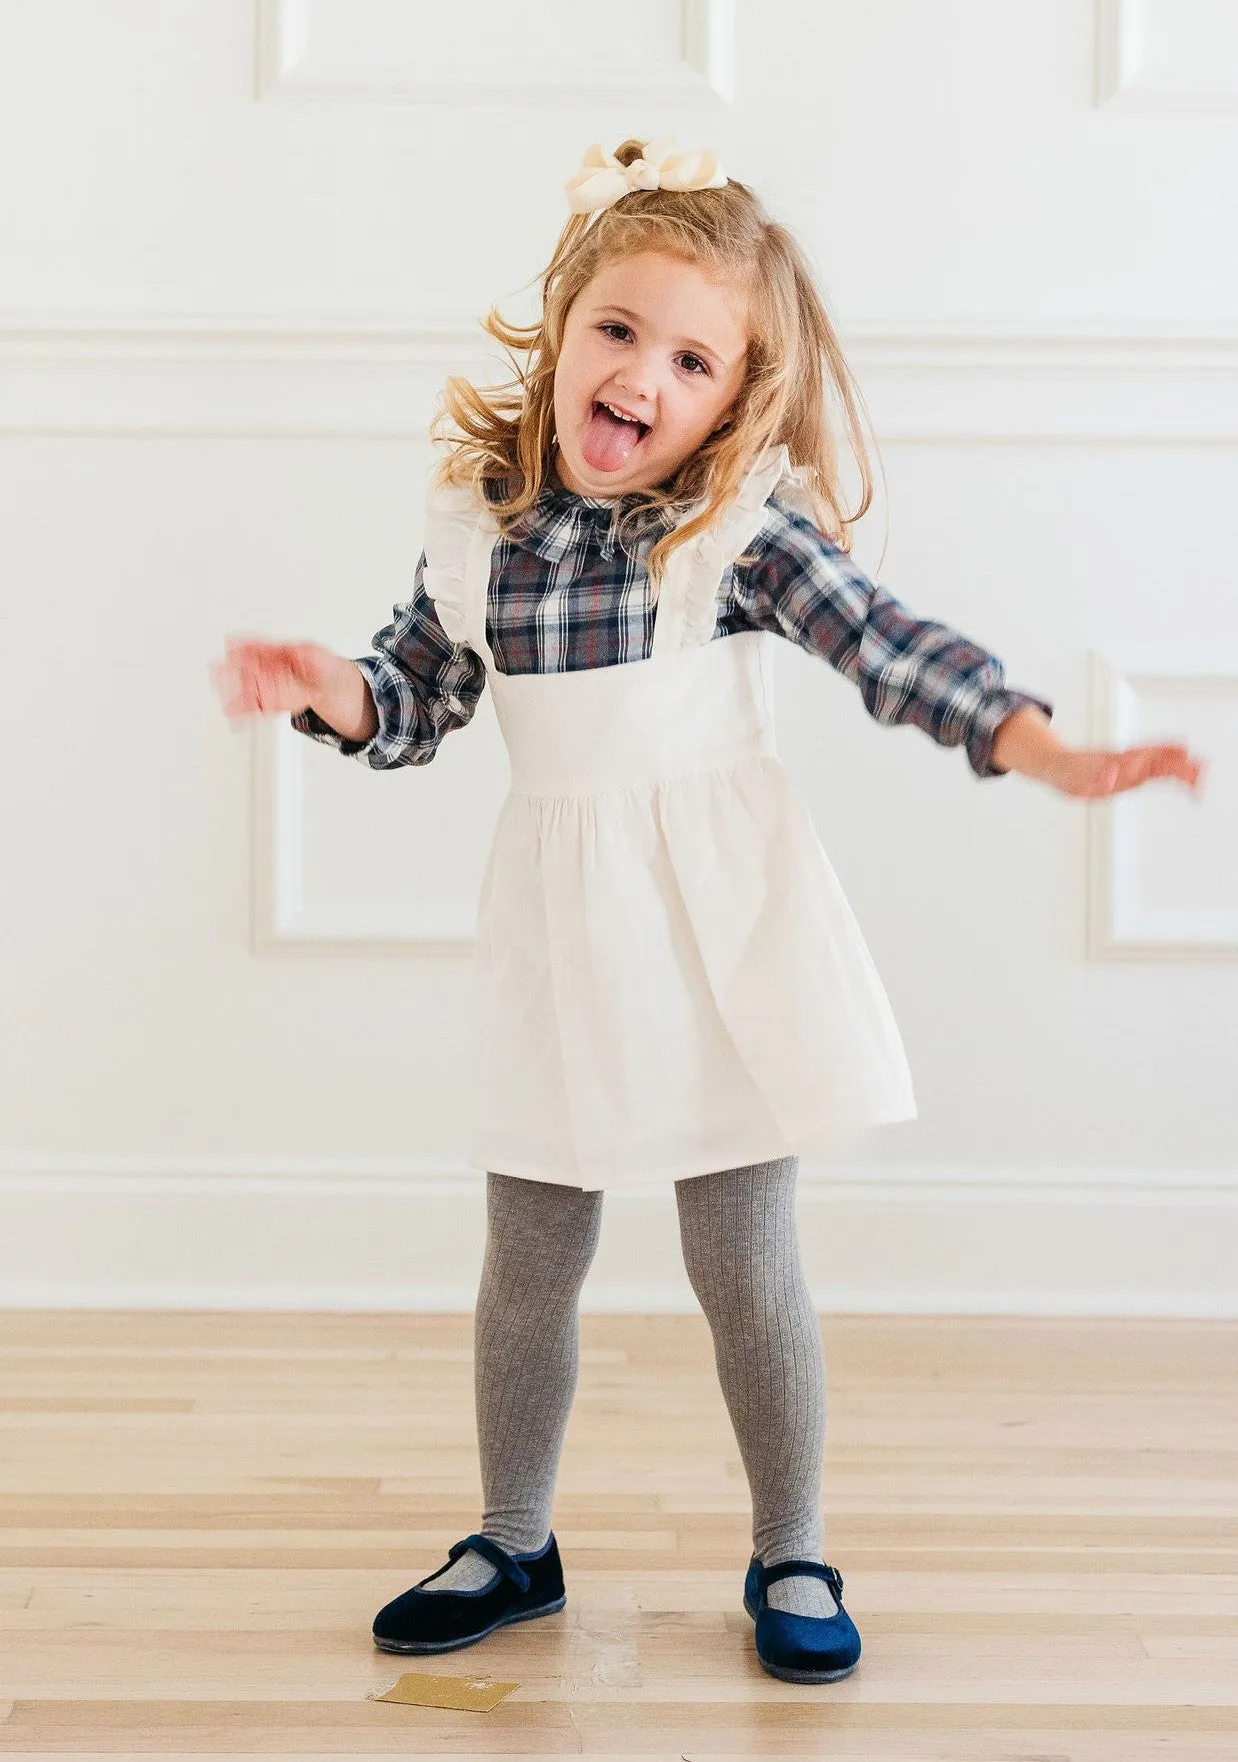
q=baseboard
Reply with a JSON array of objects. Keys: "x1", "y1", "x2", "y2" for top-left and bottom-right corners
[{"x1": 2, "y1": 1157, "x2": 1236, "y2": 1316}]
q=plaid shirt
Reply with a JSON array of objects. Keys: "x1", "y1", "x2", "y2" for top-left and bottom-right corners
[{"x1": 293, "y1": 486, "x2": 1052, "y2": 779}]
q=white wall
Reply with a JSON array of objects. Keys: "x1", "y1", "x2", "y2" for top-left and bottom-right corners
[{"x1": 2, "y1": 0, "x2": 1236, "y2": 1313}]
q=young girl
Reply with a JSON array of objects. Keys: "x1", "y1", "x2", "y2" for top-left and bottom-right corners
[{"x1": 211, "y1": 137, "x2": 1204, "y2": 1686}]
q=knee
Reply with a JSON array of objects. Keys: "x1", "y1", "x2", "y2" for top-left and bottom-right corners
[
  {"x1": 675, "y1": 1169, "x2": 803, "y2": 1321},
  {"x1": 482, "y1": 1175, "x2": 603, "y2": 1300},
  {"x1": 677, "y1": 1209, "x2": 758, "y2": 1319}
]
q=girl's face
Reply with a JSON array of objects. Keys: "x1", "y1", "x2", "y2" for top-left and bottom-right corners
[{"x1": 552, "y1": 250, "x2": 749, "y2": 498}]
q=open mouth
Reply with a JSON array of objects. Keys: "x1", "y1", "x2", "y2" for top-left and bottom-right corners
[{"x1": 581, "y1": 399, "x2": 652, "y2": 473}]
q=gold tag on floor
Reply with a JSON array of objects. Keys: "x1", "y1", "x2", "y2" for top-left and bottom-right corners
[{"x1": 369, "y1": 1670, "x2": 519, "y2": 1711}]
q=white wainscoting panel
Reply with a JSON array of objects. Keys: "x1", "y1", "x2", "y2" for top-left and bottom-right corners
[
  {"x1": 253, "y1": 689, "x2": 510, "y2": 954},
  {"x1": 1097, "y1": 0, "x2": 1238, "y2": 110},
  {"x1": 1088, "y1": 649, "x2": 1238, "y2": 958},
  {"x1": 256, "y1": 0, "x2": 734, "y2": 103},
  {"x1": 1, "y1": 1157, "x2": 1236, "y2": 1315}
]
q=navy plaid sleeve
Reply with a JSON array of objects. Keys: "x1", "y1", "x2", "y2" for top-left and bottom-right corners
[
  {"x1": 290, "y1": 552, "x2": 487, "y2": 768},
  {"x1": 733, "y1": 501, "x2": 1054, "y2": 779}
]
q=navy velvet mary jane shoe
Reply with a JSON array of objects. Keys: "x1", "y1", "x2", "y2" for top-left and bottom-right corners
[
  {"x1": 372, "y1": 1532, "x2": 565, "y2": 1654},
  {"x1": 743, "y1": 1556, "x2": 862, "y2": 1684}
]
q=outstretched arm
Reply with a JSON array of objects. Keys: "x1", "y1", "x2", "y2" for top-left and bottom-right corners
[
  {"x1": 289, "y1": 552, "x2": 487, "y2": 769},
  {"x1": 734, "y1": 503, "x2": 1205, "y2": 797}
]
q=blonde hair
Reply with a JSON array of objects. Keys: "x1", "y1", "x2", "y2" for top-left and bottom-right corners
[{"x1": 434, "y1": 139, "x2": 874, "y2": 582}]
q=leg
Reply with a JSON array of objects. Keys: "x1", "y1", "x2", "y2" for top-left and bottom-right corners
[
  {"x1": 425, "y1": 1170, "x2": 603, "y2": 1591},
  {"x1": 675, "y1": 1155, "x2": 834, "y2": 1617}
]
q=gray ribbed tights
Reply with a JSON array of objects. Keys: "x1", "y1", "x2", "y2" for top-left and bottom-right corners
[{"x1": 422, "y1": 1156, "x2": 834, "y2": 1618}]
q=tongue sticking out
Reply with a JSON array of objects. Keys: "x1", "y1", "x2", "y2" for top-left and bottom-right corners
[{"x1": 582, "y1": 402, "x2": 646, "y2": 473}]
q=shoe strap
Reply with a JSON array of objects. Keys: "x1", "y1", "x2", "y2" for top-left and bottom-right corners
[
  {"x1": 760, "y1": 1559, "x2": 843, "y2": 1599},
  {"x1": 448, "y1": 1532, "x2": 532, "y2": 1594}
]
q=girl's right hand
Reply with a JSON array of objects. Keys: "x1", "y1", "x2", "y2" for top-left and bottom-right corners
[{"x1": 209, "y1": 635, "x2": 341, "y2": 725}]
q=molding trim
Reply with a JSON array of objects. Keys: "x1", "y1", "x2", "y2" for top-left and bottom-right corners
[
  {"x1": 2, "y1": 1152, "x2": 1237, "y2": 1197},
  {"x1": 0, "y1": 318, "x2": 480, "y2": 438},
  {"x1": 1, "y1": 1156, "x2": 1236, "y2": 1315},
  {"x1": 3, "y1": 318, "x2": 1238, "y2": 440},
  {"x1": 256, "y1": 0, "x2": 734, "y2": 104},
  {"x1": 3, "y1": 1282, "x2": 1230, "y2": 1318},
  {"x1": 1088, "y1": 648, "x2": 1238, "y2": 959},
  {"x1": 1097, "y1": 0, "x2": 1238, "y2": 111},
  {"x1": 252, "y1": 717, "x2": 477, "y2": 954}
]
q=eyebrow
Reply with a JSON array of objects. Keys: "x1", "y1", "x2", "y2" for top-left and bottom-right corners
[{"x1": 594, "y1": 303, "x2": 737, "y2": 368}]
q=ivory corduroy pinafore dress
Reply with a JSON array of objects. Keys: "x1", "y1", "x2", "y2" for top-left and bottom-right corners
[{"x1": 423, "y1": 446, "x2": 917, "y2": 1191}]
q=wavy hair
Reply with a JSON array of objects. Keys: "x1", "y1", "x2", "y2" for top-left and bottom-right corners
[{"x1": 433, "y1": 140, "x2": 874, "y2": 582}]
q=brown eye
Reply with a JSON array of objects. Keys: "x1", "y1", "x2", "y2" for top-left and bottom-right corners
[{"x1": 678, "y1": 352, "x2": 708, "y2": 376}]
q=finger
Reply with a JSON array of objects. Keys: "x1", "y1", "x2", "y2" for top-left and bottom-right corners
[
  {"x1": 1134, "y1": 745, "x2": 1201, "y2": 788},
  {"x1": 1110, "y1": 746, "x2": 1203, "y2": 795},
  {"x1": 1162, "y1": 753, "x2": 1196, "y2": 785},
  {"x1": 1116, "y1": 750, "x2": 1161, "y2": 794},
  {"x1": 210, "y1": 661, "x2": 244, "y2": 712},
  {"x1": 227, "y1": 665, "x2": 265, "y2": 716},
  {"x1": 1168, "y1": 748, "x2": 1205, "y2": 787}
]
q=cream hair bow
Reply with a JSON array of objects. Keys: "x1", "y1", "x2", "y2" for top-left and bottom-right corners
[{"x1": 564, "y1": 137, "x2": 727, "y2": 217}]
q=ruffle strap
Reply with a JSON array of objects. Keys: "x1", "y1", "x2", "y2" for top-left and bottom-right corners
[
  {"x1": 421, "y1": 480, "x2": 485, "y2": 651},
  {"x1": 662, "y1": 445, "x2": 818, "y2": 653}
]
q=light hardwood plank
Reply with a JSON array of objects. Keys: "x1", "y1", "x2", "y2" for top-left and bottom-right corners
[{"x1": 0, "y1": 1313, "x2": 1235, "y2": 1756}]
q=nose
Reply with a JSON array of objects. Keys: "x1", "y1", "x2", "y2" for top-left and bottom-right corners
[{"x1": 610, "y1": 349, "x2": 658, "y2": 409}]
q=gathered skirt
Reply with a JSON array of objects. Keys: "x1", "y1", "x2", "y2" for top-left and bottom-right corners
[{"x1": 466, "y1": 748, "x2": 917, "y2": 1190}]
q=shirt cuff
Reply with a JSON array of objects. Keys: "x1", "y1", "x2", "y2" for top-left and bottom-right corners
[
  {"x1": 288, "y1": 706, "x2": 372, "y2": 756},
  {"x1": 289, "y1": 658, "x2": 382, "y2": 759},
  {"x1": 966, "y1": 689, "x2": 1055, "y2": 779}
]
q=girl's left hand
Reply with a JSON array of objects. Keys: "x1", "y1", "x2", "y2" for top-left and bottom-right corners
[{"x1": 1050, "y1": 743, "x2": 1206, "y2": 799}]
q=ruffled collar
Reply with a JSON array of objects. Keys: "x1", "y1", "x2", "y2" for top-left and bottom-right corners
[
  {"x1": 479, "y1": 447, "x2": 812, "y2": 568},
  {"x1": 423, "y1": 445, "x2": 815, "y2": 659},
  {"x1": 484, "y1": 473, "x2": 677, "y2": 564}
]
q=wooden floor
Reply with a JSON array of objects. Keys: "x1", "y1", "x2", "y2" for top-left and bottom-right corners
[{"x1": 0, "y1": 1313, "x2": 1235, "y2": 1760}]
